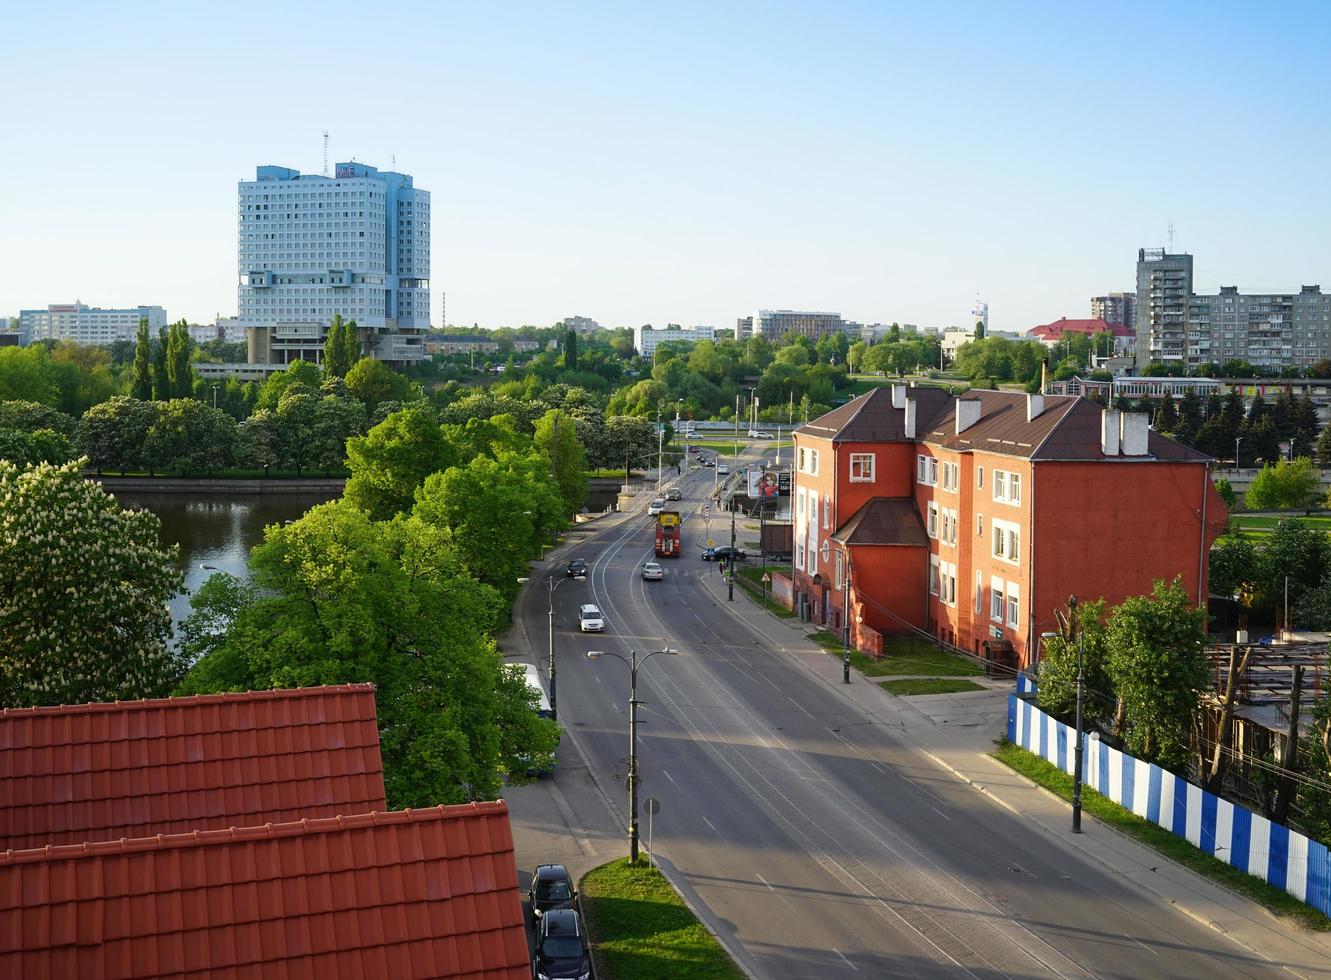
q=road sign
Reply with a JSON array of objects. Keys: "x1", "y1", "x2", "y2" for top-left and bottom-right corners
[
  {"x1": 644, "y1": 797, "x2": 661, "y2": 816},
  {"x1": 706, "y1": 538, "x2": 715, "y2": 548},
  {"x1": 761, "y1": 573, "x2": 771, "y2": 583}
]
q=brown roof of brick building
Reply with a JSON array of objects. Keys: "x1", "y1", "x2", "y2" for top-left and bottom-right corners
[
  {"x1": 795, "y1": 385, "x2": 953, "y2": 443},
  {"x1": 0, "y1": 801, "x2": 530, "y2": 980},
  {"x1": 832, "y1": 498, "x2": 929, "y2": 547},
  {"x1": 0, "y1": 685, "x2": 386, "y2": 853},
  {"x1": 920, "y1": 390, "x2": 1207, "y2": 462}
]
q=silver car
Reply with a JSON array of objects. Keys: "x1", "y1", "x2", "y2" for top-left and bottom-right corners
[{"x1": 641, "y1": 561, "x2": 664, "y2": 581}]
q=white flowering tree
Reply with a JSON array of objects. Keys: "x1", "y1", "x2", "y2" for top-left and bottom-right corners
[{"x1": 0, "y1": 458, "x2": 185, "y2": 707}]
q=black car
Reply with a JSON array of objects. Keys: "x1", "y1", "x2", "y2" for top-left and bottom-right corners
[
  {"x1": 527, "y1": 864, "x2": 576, "y2": 925},
  {"x1": 531, "y1": 908, "x2": 593, "y2": 980},
  {"x1": 665, "y1": 487, "x2": 682, "y2": 501},
  {"x1": 565, "y1": 558, "x2": 587, "y2": 578},
  {"x1": 702, "y1": 546, "x2": 747, "y2": 562}
]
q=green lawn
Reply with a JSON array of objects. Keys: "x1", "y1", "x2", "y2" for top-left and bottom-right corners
[
  {"x1": 992, "y1": 740, "x2": 1331, "y2": 932},
  {"x1": 881, "y1": 678, "x2": 986, "y2": 695},
  {"x1": 586, "y1": 469, "x2": 644, "y2": 479},
  {"x1": 1231, "y1": 514, "x2": 1331, "y2": 531},
  {"x1": 811, "y1": 634, "x2": 984, "y2": 677},
  {"x1": 580, "y1": 859, "x2": 744, "y2": 980},
  {"x1": 731, "y1": 567, "x2": 795, "y2": 617},
  {"x1": 686, "y1": 441, "x2": 747, "y2": 457}
]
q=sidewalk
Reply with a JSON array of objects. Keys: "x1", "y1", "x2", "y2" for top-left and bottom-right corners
[{"x1": 700, "y1": 566, "x2": 1331, "y2": 978}]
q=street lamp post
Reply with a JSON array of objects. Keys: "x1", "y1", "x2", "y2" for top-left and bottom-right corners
[
  {"x1": 1235, "y1": 436, "x2": 1242, "y2": 473},
  {"x1": 1069, "y1": 595, "x2": 1085, "y2": 833},
  {"x1": 544, "y1": 571, "x2": 583, "y2": 720},
  {"x1": 586, "y1": 647, "x2": 678, "y2": 862}
]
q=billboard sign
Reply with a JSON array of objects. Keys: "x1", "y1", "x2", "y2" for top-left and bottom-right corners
[{"x1": 747, "y1": 469, "x2": 787, "y2": 498}]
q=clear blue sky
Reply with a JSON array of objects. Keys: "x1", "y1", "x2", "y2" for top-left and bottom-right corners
[{"x1": 3, "y1": 1, "x2": 1329, "y2": 334}]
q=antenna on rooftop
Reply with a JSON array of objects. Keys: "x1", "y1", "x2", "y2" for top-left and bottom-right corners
[
  {"x1": 1168, "y1": 221, "x2": 1175, "y2": 252},
  {"x1": 322, "y1": 131, "x2": 330, "y2": 176},
  {"x1": 392, "y1": 153, "x2": 396, "y2": 171}
]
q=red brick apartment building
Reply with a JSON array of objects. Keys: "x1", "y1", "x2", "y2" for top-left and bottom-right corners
[{"x1": 792, "y1": 385, "x2": 1228, "y2": 670}]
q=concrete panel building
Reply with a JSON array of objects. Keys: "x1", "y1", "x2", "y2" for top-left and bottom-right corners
[
  {"x1": 18, "y1": 303, "x2": 167, "y2": 346},
  {"x1": 634, "y1": 323, "x2": 716, "y2": 357},
  {"x1": 237, "y1": 161, "x2": 429, "y2": 370},
  {"x1": 1091, "y1": 292, "x2": 1136, "y2": 330},
  {"x1": 739, "y1": 310, "x2": 846, "y2": 342}
]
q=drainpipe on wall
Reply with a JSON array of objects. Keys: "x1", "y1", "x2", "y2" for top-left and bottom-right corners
[
  {"x1": 1026, "y1": 461, "x2": 1036, "y2": 672},
  {"x1": 1198, "y1": 461, "x2": 1210, "y2": 609}
]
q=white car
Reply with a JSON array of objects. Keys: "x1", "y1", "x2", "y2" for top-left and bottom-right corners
[
  {"x1": 641, "y1": 561, "x2": 664, "y2": 581},
  {"x1": 754, "y1": 431, "x2": 774, "y2": 439},
  {"x1": 717, "y1": 464, "x2": 729, "y2": 475},
  {"x1": 648, "y1": 498, "x2": 665, "y2": 516},
  {"x1": 578, "y1": 604, "x2": 604, "y2": 632}
]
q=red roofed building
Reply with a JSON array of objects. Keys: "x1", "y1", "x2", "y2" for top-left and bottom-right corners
[
  {"x1": 0, "y1": 803, "x2": 530, "y2": 979},
  {"x1": 0, "y1": 686, "x2": 531, "y2": 979},
  {"x1": 1027, "y1": 316, "x2": 1134, "y2": 355},
  {"x1": 0, "y1": 685, "x2": 386, "y2": 852},
  {"x1": 792, "y1": 386, "x2": 1227, "y2": 671}
]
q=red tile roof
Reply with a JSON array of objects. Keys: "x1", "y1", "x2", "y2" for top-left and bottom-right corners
[
  {"x1": 0, "y1": 685, "x2": 386, "y2": 853},
  {"x1": 0, "y1": 801, "x2": 530, "y2": 980},
  {"x1": 1027, "y1": 317, "x2": 1132, "y2": 340}
]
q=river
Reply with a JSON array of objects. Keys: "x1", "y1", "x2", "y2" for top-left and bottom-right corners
[{"x1": 110, "y1": 491, "x2": 341, "y2": 632}]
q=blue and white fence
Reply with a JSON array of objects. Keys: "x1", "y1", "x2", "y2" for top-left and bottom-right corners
[{"x1": 1009, "y1": 694, "x2": 1331, "y2": 918}]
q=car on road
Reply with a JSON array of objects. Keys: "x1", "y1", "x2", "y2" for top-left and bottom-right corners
[
  {"x1": 753, "y1": 431, "x2": 774, "y2": 439},
  {"x1": 565, "y1": 558, "x2": 587, "y2": 578},
  {"x1": 527, "y1": 864, "x2": 576, "y2": 926},
  {"x1": 688, "y1": 445, "x2": 700, "y2": 454},
  {"x1": 578, "y1": 603, "x2": 604, "y2": 632},
  {"x1": 701, "y1": 546, "x2": 747, "y2": 562},
  {"x1": 531, "y1": 908, "x2": 593, "y2": 980},
  {"x1": 641, "y1": 561, "x2": 664, "y2": 581},
  {"x1": 665, "y1": 487, "x2": 682, "y2": 501},
  {"x1": 701, "y1": 457, "x2": 715, "y2": 467},
  {"x1": 647, "y1": 498, "x2": 665, "y2": 516},
  {"x1": 716, "y1": 464, "x2": 729, "y2": 475}
]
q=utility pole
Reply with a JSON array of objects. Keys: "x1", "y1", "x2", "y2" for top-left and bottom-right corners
[
  {"x1": 841, "y1": 554, "x2": 851, "y2": 684},
  {"x1": 1070, "y1": 594, "x2": 1085, "y2": 833},
  {"x1": 728, "y1": 499, "x2": 736, "y2": 602},
  {"x1": 551, "y1": 411, "x2": 560, "y2": 546},
  {"x1": 656, "y1": 404, "x2": 664, "y2": 495},
  {"x1": 585, "y1": 648, "x2": 677, "y2": 862}
]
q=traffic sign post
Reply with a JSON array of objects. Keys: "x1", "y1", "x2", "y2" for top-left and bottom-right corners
[
  {"x1": 761, "y1": 572, "x2": 771, "y2": 607},
  {"x1": 644, "y1": 797, "x2": 661, "y2": 867}
]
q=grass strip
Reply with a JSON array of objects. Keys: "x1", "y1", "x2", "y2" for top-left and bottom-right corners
[
  {"x1": 731, "y1": 567, "x2": 795, "y2": 617},
  {"x1": 991, "y1": 739, "x2": 1331, "y2": 932},
  {"x1": 881, "y1": 678, "x2": 986, "y2": 695},
  {"x1": 810, "y1": 633, "x2": 984, "y2": 677},
  {"x1": 580, "y1": 859, "x2": 744, "y2": 980}
]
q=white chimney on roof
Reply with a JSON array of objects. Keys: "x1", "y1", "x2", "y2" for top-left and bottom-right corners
[
  {"x1": 891, "y1": 384, "x2": 907, "y2": 409},
  {"x1": 1026, "y1": 393, "x2": 1045, "y2": 422},
  {"x1": 1101, "y1": 408, "x2": 1121, "y2": 456},
  {"x1": 955, "y1": 398, "x2": 981, "y2": 434},
  {"x1": 904, "y1": 397, "x2": 917, "y2": 439},
  {"x1": 1120, "y1": 412, "x2": 1149, "y2": 456}
]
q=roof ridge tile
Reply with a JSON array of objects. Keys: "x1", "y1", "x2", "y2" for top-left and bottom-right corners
[{"x1": 0, "y1": 684, "x2": 378, "y2": 720}]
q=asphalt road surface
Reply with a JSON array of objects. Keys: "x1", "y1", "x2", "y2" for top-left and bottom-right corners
[{"x1": 516, "y1": 454, "x2": 1299, "y2": 979}]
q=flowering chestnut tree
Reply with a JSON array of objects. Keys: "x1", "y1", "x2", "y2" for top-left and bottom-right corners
[{"x1": 0, "y1": 458, "x2": 185, "y2": 707}]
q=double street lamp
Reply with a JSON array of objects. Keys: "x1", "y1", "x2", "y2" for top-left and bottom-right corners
[
  {"x1": 586, "y1": 647, "x2": 678, "y2": 863},
  {"x1": 541, "y1": 571, "x2": 583, "y2": 721}
]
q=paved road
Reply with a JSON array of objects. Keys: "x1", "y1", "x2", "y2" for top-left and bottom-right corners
[{"x1": 513, "y1": 456, "x2": 1301, "y2": 979}]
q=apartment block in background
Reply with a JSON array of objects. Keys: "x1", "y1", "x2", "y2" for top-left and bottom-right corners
[
  {"x1": 18, "y1": 303, "x2": 167, "y2": 346},
  {"x1": 791, "y1": 386, "x2": 1226, "y2": 670},
  {"x1": 1091, "y1": 292, "x2": 1136, "y2": 331}
]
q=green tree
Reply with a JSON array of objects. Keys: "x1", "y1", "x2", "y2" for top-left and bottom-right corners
[
  {"x1": 143, "y1": 398, "x2": 236, "y2": 475},
  {"x1": 1156, "y1": 394, "x2": 1178, "y2": 434},
  {"x1": 177, "y1": 500, "x2": 556, "y2": 805},
  {"x1": 1255, "y1": 518, "x2": 1329, "y2": 615},
  {"x1": 1209, "y1": 533, "x2": 1256, "y2": 598},
  {"x1": 562, "y1": 328, "x2": 579, "y2": 371},
  {"x1": 323, "y1": 313, "x2": 351, "y2": 379},
  {"x1": 234, "y1": 410, "x2": 282, "y2": 475},
  {"x1": 74, "y1": 396, "x2": 159, "y2": 474},
  {"x1": 847, "y1": 340, "x2": 867, "y2": 374},
  {"x1": 1298, "y1": 679, "x2": 1331, "y2": 843},
  {"x1": 255, "y1": 360, "x2": 323, "y2": 411},
  {"x1": 414, "y1": 452, "x2": 560, "y2": 601},
  {"x1": 152, "y1": 325, "x2": 170, "y2": 400},
  {"x1": 1293, "y1": 393, "x2": 1319, "y2": 458},
  {"x1": 1175, "y1": 388, "x2": 1203, "y2": 445},
  {"x1": 1212, "y1": 476, "x2": 1237, "y2": 509},
  {"x1": 534, "y1": 409, "x2": 588, "y2": 519},
  {"x1": 345, "y1": 405, "x2": 458, "y2": 520},
  {"x1": 0, "y1": 345, "x2": 59, "y2": 406},
  {"x1": 1241, "y1": 416, "x2": 1280, "y2": 465},
  {"x1": 341, "y1": 317, "x2": 361, "y2": 370},
  {"x1": 1106, "y1": 577, "x2": 1208, "y2": 770},
  {"x1": 1035, "y1": 599, "x2": 1113, "y2": 728},
  {"x1": 0, "y1": 459, "x2": 184, "y2": 707},
  {"x1": 600, "y1": 414, "x2": 657, "y2": 482},
  {"x1": 346, "y1": 357, "x2": 417, "y2": 413},
  {"x1": 132, "y1": 318, "x2": 153, "y2": 400},
  {"x1": 0, "y1": 428, "x2": 74, "y2": 467},
  {"x1": 0, "y1": 400, "x2": 76, "y2": 439},
  {"x1": 1244, "y1": 457, "x2": 1321, "y2": 511},
  {"x1": 1316, "y1": 423, "x2": 1331, "y2": 466}
]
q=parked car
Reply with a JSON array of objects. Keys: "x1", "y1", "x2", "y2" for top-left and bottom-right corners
[
  {"x1": 701, "y1": 546, "x2": 747, "y2": 562},
  {"x1": 647, "y1": 499, "x2": 665, "y2": 516},
  {"x1": 578, "y1": 604, "x2": 604, "y2": 632},
  {"x1": 641, "y1": 561, "x2": 664, "y2": 581},
  {"x1": 532, "y1": 908, "x2": 593, "y2": 980},
  {"x1": 565, "y1": 558, "x2": 587, "y2": 578},
  {"x1": 527, "y1": 864, "x2": 576, "y2": 925},
  {"x1": 665, "y1": 487, "x2": 682, "y2": 501}
]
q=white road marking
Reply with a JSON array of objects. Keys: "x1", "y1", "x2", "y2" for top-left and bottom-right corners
[
  {"x1": 833, "y1": 948, "x2": 859, "y2": 972},
  {"x1": 701, "y1": 815, "x2": 721, "y2": 836},
  {"x1": 931, "y1": 806, "x2": 952, "y2": 822},
  {"x1": 663, "y1": 769, "x2": 678, "y2": 786},
  {"x1": 756, "y1": 873, "x2": 775, "y2": 891}
]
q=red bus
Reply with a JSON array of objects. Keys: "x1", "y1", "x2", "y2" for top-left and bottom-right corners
[{"x1": 655, "y1": 511, "x2": 681, "y2": 557}]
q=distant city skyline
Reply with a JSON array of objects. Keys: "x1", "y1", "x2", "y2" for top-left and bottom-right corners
[{"x1": 3, "y1": 2, "x2": 1329, "y2": 334}]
